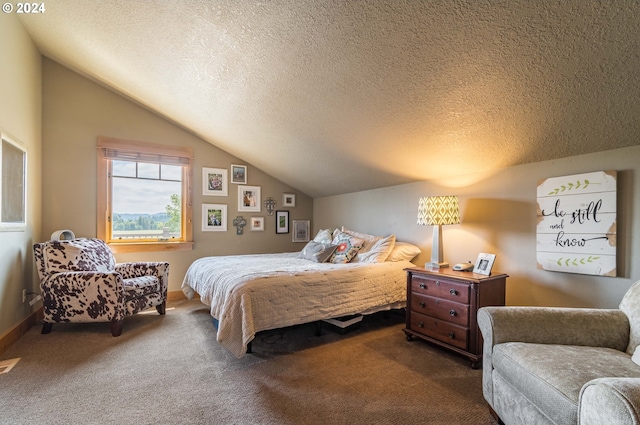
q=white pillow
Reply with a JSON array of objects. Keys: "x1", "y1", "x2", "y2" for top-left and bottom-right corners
[
  {"x1": 340, "y1": 227, "x2": 396, "y2": 263},
  {"x1": 313, "y1": 229, "x2": 334, "y2": 245},
  {"x1": 386, "y1": 242, "x2": 421, "y2": 262}
]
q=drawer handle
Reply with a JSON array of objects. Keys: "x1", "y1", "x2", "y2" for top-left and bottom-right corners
[
  {"x1": 419, "y1": 302, "x2": 426, "y2": 308},
  {"x1": 436, "y1": 281, "x2": 440, "y2": 286},
  {"x1": 419, "y1": 283, "x2": 426, "y2": 289},
  {"x1": 417, "y1": 321, "x2": 424, "y2": 328},
  {"x1": 449, "y1": 289, "x2": 457, "y2": 296},
  {"x1": 448, "y1": 332, "x2": 455, "y2": 339},
  {"x1": 449, "y1": 309, "x2": 456, "y2": 317}
]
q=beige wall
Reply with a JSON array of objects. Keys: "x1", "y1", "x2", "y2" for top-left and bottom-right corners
[
  {"x1": 41, "y1": 58, "x2": 312, "y2": 293},
  {"x1": 0, "y1": 14, "x2": 42, "y2": 336},
  {"x1": 314, "y1": 146, "x2": 640, "y2": 309}
]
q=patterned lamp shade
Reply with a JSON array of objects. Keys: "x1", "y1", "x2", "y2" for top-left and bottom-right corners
[{"x1": 417, "y1": 196, "x2": 460, "y2": 226}]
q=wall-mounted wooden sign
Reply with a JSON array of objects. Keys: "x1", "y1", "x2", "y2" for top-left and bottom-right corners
[{"x1": 536, "y1": 171, "x2": 616, "y2": 276}]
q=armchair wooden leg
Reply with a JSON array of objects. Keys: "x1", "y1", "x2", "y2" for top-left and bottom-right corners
[
  {"x1": 156, "y1": 301, "x2": 166, "y2": 315},
  {"x1": 41, "y1": 322, "x2": 52, "y2": 334},
  {"x1": 110, "y1": 319, "x2": 124, "y2": 337}
]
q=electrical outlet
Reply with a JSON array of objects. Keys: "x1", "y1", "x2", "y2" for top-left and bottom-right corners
[{"x1": 22, "y1": 289, "x2": 27, "y2": 303}]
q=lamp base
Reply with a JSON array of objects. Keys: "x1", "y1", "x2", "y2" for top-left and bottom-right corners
[{"x1": 425, "y1": 261, "x2": 450, "y2": 269}]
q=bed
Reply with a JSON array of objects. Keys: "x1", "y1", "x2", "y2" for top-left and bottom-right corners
[{"x1": 181, "y1": 228, "x2": 421, "y2": 358}]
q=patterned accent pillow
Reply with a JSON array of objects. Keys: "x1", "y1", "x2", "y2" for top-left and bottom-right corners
[
  {"x1": 329, "y1": 233, "x2": 365, "y2": 264},
  {"x1": 298, "y1": 241, "x2": 338, "y2": 263},
  {"x1": 43, "y1": 238, "x2": 116, "y2": 274}
]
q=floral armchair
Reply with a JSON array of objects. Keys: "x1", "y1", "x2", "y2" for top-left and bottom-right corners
[{"x1": 33, "y1": 238, "x2": 169, "y2": 336}]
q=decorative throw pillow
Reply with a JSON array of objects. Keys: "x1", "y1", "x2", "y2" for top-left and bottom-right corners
[
  {"x1": 386, "y1": 242, "x2": 422, "y2": 262},
  {"x1": 298, "y1": 241, "x2": 338, "y2": 263},
  {"x1": 329, "y1": 233, "x2": 365, "y2": 264},
  {"x1": 620, "y1": 279, "x2": 640, "y2": 355}
]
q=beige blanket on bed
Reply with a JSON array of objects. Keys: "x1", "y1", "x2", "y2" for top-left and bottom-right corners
[{"x1": 181, "y1": 252, "x2": 412, "y2": 357}]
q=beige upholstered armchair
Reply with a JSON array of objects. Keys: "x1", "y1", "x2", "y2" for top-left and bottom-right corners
[
  {"x1": 33, "y1": 238, "x2": 169, "y2": 336},
  {"x1": 478, "y1": 280, "x2": 640, "y2": 425}
]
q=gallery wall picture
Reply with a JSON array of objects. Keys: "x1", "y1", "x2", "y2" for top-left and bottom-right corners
[
  {"x1": 202, "y1": 204, "x2": 227, "y2": 232},
  {"x1": 202, "y1": 167, "x2": 228, "y2": 196},
  {"x1": 231, "y1": 164, "x2": 247, "y2": 184},
  {"x1": 238, "y1": 185, "x2": 261, "y2": 212},
  {"x1": 536, "y1": 170, "x2": 617, "y2": 276}
]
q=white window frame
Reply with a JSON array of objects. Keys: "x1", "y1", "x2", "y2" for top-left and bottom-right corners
[{"x1": 97, "y1": 137, "x2": 193, "y2": 253}]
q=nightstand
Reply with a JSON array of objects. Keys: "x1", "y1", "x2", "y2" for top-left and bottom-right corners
[{"x1": 403, "y1": 267, "x2": 507, "y2": 368}]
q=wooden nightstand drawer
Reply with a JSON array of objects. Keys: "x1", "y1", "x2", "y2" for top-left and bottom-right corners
[
  {"x1": 410, "y1": 311, "x2": 468, "y2": 350},
  {"x1": 410, "y1": 293, "x2": 469, "y2": 327},
  {"x1": 410, "y1": 275, "x2": 470, "y2": 303}
]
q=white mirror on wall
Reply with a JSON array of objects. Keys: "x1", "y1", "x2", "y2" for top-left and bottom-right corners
[{"x1": 0, "y1": 133, "x2": 27, "y2": 231}]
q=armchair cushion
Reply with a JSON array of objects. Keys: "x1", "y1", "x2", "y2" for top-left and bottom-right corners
[{"x1": 493, "y1": 342, "x2": 640, "y2": 425}]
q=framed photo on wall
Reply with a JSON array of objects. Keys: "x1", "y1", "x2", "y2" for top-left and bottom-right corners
[
  {"x1": 230, "y1": 164, "x2": 247, "y2": 184},
  {"x1": 283, "y1": 193, "x2": 296, "y2": 207},
  {"x1": 473, "y1": 253, "x2": 496, "y2": 276},
  {"x1": 238, "y1": 185, "x2": 261, "y2": 212},
  {"x1": 275, "y1": 210, "x2": 289, "y2": 234},
  {"x1": 250, "y1": 217, "x2": 264, "y2": 231},
  {"x1": 202, "y1": 167, "x2": 228, "y2": 196},
  {"x1": 292, "y1": 220, "x2": 310, "y2": 242},
  {"x1": 202, "y1": 204, "x2": 227, "y2": 231},
  {"x1": 0, "y1": 133, "x2": 27, "y2": 231}
]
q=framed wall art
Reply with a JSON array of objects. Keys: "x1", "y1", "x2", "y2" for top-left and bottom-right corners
[
  {"x1": 1, "y1": 133, "x2": 27, "y2": 231},
  {"x1": 250, "y1": 217, "x2": 264, "y2": 231},
  {"x1": 238, "y1": 185, "x2": 261, "y2": 212},
  {"x1": 292, "y1": 220, "x2": 310, "y2": 242},
  {"x1": 231, "y1": 164, "x2": 247, "y2": 184},
  {"x1": 283, "y1": 193, "x2": 296, "y2": 207},
  {"x1": 202, "y1": 167, "x2": 228, "y2": 196},
  {"x1": 275, "y1": 210, "x2": 289, "y2": 234},
  {"x1": 202, "y1": 204, "x2": 227, "y2": 231},
  {"x1": 536, "y1": 170, "x2": 617, "y2": 276}
]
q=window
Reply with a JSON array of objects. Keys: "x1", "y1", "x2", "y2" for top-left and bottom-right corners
[
  {"x1": 0, "y1": 132, "x2": 27, "y2": 232},
  {"x1": 97, "y1": 137, "x2": 193, "y2": 253}
]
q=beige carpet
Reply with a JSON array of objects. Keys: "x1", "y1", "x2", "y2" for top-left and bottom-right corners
[{"x1": 0, "y1": 299, "x2": 499, "y2": 425}]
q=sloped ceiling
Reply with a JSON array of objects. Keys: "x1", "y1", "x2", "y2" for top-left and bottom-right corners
[{"x1": 18, "y1": 0, "x2": 640, "y2": 198}]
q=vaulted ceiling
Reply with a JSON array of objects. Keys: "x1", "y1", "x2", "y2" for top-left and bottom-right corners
[{"x1": 18, "y1": 1, "x2": 640, "y2": 197}]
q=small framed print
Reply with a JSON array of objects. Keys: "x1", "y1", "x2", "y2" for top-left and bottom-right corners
[
  {"x1": 250, "y1": 217, "x2": 264, "y2": 231},
  {"x1": 202, "y1": 167, "x2": 228, "y2": 196},
  {"x1": 202, "y1": 204, "x2": 227, "y2": 231},
  {"x1": 231, "y1": 164, "x2": 247, "y2": 184},
  {"x1": 238, "y1": 185, "x2": 261, "y2": 212},
  {"x1": 275, "y1": 210, "x2": 289, "y2": 234},
  {"x1": 292, "y1": 220, "x2": 310, "y2": 242},
  {"x1": 283, "y1": 193, "x2": 296, "y2": 207},
  {"x1": 473, "y1": 253, "x2": 496, "y2": 276}
]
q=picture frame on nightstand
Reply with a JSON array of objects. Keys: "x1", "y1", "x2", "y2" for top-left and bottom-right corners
[{"x1": 473, "y1": 253, "x2": 496, "y2": 276}]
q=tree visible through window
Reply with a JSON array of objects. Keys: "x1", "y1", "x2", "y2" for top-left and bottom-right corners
[{"x1": 97, "y1": 137, "x2": 193, "y2": 253}]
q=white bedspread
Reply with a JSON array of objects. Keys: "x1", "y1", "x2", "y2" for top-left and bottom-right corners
[{"x1": 181, "y1": 252, "x2": 413, "y2": 358}]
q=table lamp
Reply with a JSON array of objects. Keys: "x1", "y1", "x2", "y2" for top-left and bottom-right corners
[{"x1": 417, "y1": 195, "x2": 460, "y2": 268}]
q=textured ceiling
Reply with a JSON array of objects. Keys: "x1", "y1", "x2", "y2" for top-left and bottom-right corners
[{"x1": 18, "y1": 0, "x2": 640, "y2": 197}]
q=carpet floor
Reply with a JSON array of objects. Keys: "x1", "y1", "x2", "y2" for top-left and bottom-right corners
[{"x1": 0, "y1": 299, "x2": 499, "y2": 425}]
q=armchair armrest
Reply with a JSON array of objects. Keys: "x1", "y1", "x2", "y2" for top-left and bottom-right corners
[
  {"x1": 115, "y1": 262, "x2": 169, "y2": 293},
  {"x1": 478, "y1": 306, "x2": 629, "y2": 350},
  {"x1": 41, "y1": 271, "x2": 126, "y2": 322},
  {"x1": 579, "y1": 378, "x2": 640, "y2": 425}
]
